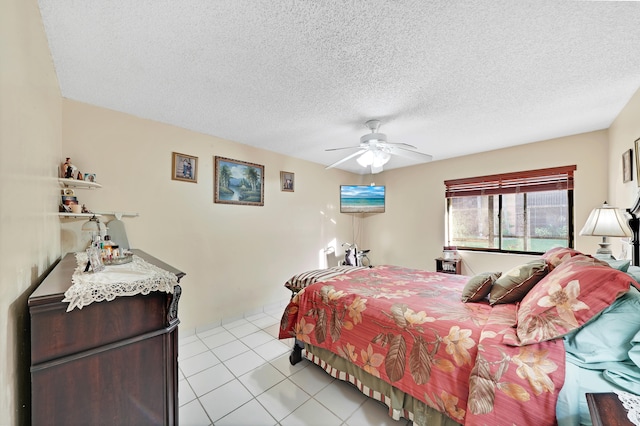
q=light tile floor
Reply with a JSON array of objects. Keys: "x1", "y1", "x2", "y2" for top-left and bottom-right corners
[{"x1": 178, "y1": 308, "x2": 412, "y2": 426}]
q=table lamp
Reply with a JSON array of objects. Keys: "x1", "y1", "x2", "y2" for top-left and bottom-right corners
[{"x1": 579, "y1": 201, "x2": 632, "y2": 257}]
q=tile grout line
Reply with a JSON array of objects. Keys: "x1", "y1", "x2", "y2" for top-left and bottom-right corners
[
  {"x1": 180, "y1": 316, "x2": 296, "y2": 423},
  {"x1": 179, "y1": 312, "x2": 402, "y2": 426}
]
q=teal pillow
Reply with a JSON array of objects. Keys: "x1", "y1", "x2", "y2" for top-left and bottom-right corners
[
  {"x1": 601, "y1": 258, "x2": 631, "y2": 273},
  {"x1": 564, "y1": 286, "x2": 640, "y2": 363},
  {"x1": 628, "y1": 265, "x2": 640, "y2": 284}
]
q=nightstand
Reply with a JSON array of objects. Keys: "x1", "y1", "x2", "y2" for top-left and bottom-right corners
[
  {"x1": 586, "y1": 393, "x2": 634, "y2": 426},
  {"x1": 435, "y1": 258, "x2": 461, "y2": 274}
]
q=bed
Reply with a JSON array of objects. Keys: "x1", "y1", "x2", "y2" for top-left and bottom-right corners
[{"x1": 278, "y1": 246, "x2": 640, "y2": 424}]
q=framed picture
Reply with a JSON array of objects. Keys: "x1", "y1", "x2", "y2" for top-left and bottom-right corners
[
  {"x1": 623, "y1": 149, "x2": 633, "y2": 183},
  {"x1": 635, "y1": 139, "x2": 640, "y2": 186},
  {"x1": 84, "y1": 173, "x2": 97, "y2": 183},
  {"x1": 61, "y1": 195, "x2": 78, "y2": 206},
  {"x1": 172, "y1": 152, "x2": 198, "y2": 183},
  {"x1": 214, "y1": 156, "x2": 264, "y2": 206},
  {"x1": 85, "y1": 246, "x2": 105, "y2": 273},
  {"x1": 280, "y1": 171, "x2": 294, "y2": 192}
]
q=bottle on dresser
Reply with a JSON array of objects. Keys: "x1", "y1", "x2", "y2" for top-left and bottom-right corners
[{"x1": 101, "y1": 235, "x2": 114, "y2": 261}]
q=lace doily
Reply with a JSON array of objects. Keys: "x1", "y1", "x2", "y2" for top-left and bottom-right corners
[
  {"x1": 614, "y1": 390, "x2": 640, "y2": 425},
  {"x1": 62, "y1": 252, "x2": 179, "y2": 312}
]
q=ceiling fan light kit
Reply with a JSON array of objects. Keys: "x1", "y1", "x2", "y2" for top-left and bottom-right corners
[
  {"x1": 356, "y1": 149, "x2": 391, "y2": 168},
  {"x1": 325, "y1": 119, "x2": 433, "y2": 174}
]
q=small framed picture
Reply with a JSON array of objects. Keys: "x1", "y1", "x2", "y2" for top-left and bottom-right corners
[
  {"x1": 214, "y1": 156, "x2": 264, "y2": 206},
  {"x1": 635, "y1": 139, "x2": 640, "y2": 186},
  {"x1": 280, "y1": 171, "x2": 294, "y2": 192},
  {"x1": 61, "y1": 195, "x2": 79, "y2": 206},
  {"x1": 84, "y1": 173, "x2": 97, "y2": 183},
  {"x1": 86, "y1": 247, "x2": 105, "y2": 273},
  {"x1": 172, "y1": 152, "x2": 198, "y2": 183}
]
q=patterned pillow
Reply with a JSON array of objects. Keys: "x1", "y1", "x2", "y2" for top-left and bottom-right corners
[
  {"x1": 489, "y1": 259, "x2": 548, "y2": 305},
  {"x1": 461, "y1": 272, "x2": 501, "y2": 303},
  {"x1": 516, "y1": 254, "x2": 634, "y2": 345},
  {"x1": 284, "y1": 266, "x2": 368, "y2": 293},
  {"x1": 541, "y1": 247, "x2": 584, "y2": 270}
]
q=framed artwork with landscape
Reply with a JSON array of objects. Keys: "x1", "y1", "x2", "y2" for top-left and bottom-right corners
[
  {"x1": 214, "y1": 156, "x2": 264, "y2": 206},
  {"x1": 172, "y1": 152, "x2": 198, "y2": 183}
]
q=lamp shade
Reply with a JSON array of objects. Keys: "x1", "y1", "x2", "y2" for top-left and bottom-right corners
[
  {"x1": 356, "y1": 150, "x2": 374, "y2": 167},
  {"x1": 579, "y1": 202, "x2": 632, "y2": 237},
  {"x1": 372, "y1": 150, "x2": 391, "y2": 167},
  {"x1": 356, "y1": 149, "x2": 391, "y2": 170},
  {"x1": 81, "y1": 216, "x2": 103, "y2": 232},
  {"x1": 81, "y1": 215, "x2": 107, "y2": 247}
]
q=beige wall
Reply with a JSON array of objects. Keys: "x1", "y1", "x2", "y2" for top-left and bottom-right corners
[
  {"x1": 368, "y1": 130, "x2": 610, "y2": 274},
  {"x1": 606, "y1": 87, "x2": 640, "y2": 263},
  {"x1": 608, "y1": 86, "x2": 640, "y2": 211},
  {"x1": 0, "y1": 0, "x2": 62, "y2": 422},
  {"x1": 61, "y1": 100, "x2": 365, "y2": 333}
]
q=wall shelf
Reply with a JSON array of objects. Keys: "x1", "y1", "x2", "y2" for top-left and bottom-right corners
[
  {"x1": 93, "y1": 211, "x2": 139, "y2": 220},
  {"x1": 58, "y1": 178, "x2": 102, "y2": 189},
  {"x1": 58, "y1": 178, "x2": 138, "y2": 220},
  {"x1": 58, "y1": 213, "x2": 102, "y2": 219}
]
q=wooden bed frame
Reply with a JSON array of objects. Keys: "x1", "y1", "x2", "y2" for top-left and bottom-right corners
[{"x1": 628, "y1": 196, "x2": 640, "y2": 266}]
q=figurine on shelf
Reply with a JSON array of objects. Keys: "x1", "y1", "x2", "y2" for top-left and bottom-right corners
[
  {"x1": 61, "y1": 157, "x2": 78, "y2": 179},
  {"x1": 77, "y1": 171, "x2": 84, "y2": 180},
  {"x1": 61, "y1": 158, "x2": 71, "y2": 178}
]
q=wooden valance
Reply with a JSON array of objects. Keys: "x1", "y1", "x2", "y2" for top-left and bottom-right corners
[{"x1": 445, "y1": 165, "x2": 576, "y2": 198}]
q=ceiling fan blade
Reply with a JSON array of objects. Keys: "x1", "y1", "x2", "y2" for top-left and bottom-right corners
[
  {"x1": 325, "y1": 149, "x2": 367, "y2": 169},
  {"x1": 387, "y1": 146, "x2": 433, "y2": 162},
  {"x1": 325, "y1": 146, "x2": 361, "y2": 152},
  {"x1": 384, "y1": 141, "x2": 417, "y2": 150}
]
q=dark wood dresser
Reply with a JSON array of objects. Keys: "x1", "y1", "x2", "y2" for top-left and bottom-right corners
[
  {"x1": 28, "y1": 250, "x2": 185, "y2": 425},
  {"x1": 586, "y1": 393, "x2": 634, "y2": 426}
]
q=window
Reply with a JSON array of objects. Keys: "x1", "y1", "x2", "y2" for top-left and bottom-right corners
[{"x1": 445, "y1": 166, "x2": 576, "y2": 254}]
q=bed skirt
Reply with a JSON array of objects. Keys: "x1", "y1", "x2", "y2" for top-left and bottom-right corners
[{"x1": 304, "y1": 344, "x2": 462, "y2": 426}]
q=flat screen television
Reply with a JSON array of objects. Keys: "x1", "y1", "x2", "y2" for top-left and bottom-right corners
[{"x1": 340, "y1": 185, "x2": 385, "y2": 213}]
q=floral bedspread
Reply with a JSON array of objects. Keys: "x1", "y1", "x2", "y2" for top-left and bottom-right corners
[{"x1": 279, "y1": 265, "x2": 566, "y2": 425}]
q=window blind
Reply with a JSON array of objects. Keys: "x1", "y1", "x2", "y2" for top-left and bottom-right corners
[{"x1": 444, "y1": 165, "x2": 576, "y2": 198}]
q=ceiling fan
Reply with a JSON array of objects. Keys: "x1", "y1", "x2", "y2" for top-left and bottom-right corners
[{"x1": 325, "y1": 120, "x2": 433, "y2": 174}]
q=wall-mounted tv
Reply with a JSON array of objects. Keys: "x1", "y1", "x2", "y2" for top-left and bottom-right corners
[{"x1": 340, "y1": 185, "x2": 385, "y2": 213}]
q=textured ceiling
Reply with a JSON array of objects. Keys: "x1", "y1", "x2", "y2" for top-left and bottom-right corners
[{"x1": 38, "y1": 0, "x2": 640, "y2": 174}]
